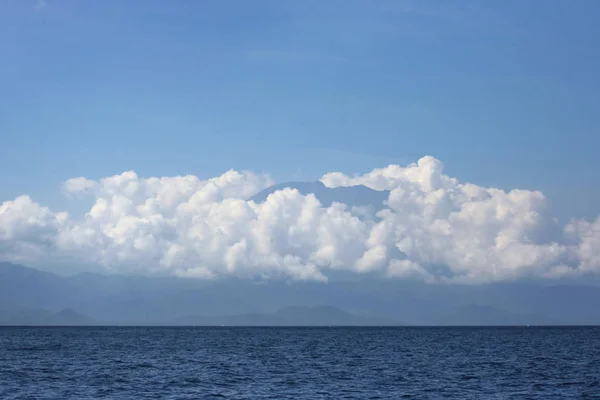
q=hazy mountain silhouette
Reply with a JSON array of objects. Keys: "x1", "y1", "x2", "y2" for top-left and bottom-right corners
[
  {"x1": 2, "y1": 262, "x2": 600, "y2": 325},
  {"x1": 0, "y1": 262, "x2": 79, "y2": 309},
  {"x1": 174, "y1": 306, "x2": 397, "y2": 326},
  {"x1": 251, "y1": 181, "x2": 389, "y2": 209},
  {"x1": 0, "y1": 304, "x2": 96, "y2": 326}
]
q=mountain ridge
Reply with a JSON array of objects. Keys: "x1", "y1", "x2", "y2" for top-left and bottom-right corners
[
  {"x1": 250, "y1": 181, "x2": 389, "y2": 209},
  {"x1": 2, "y1": 262, "x2": 600, "y2": 325},
  {"x1": 174, "y1": 305, "x2": 399, "y2": 326},
  {"x1": 0, "y1": 306, "x2": 97, "y2": 326}
]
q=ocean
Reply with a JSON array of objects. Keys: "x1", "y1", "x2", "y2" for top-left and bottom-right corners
[{"x1": 1, "y1": 326, "x2": 599, "y2": 399}]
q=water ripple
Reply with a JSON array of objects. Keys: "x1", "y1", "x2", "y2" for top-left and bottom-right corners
[{"x1": 0, "y1": 326, "x2": 599, "y2": 399}]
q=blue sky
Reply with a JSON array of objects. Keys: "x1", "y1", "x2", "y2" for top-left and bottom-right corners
[{"x1": 2, "y1": 0, "x2": 600, "y2": 221}]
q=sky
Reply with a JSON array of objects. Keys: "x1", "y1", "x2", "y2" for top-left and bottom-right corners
[{"x1": 1, "y1": 0, "x2": 600, "y2": 283}]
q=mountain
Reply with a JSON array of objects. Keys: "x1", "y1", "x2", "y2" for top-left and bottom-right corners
[
  {"x1": 175, "y1": 313, "x2": 283, "y2": 326},
  {"x1": 0, "y1": 304, "x2": 96, "y2": 326},
  {"x1": 174, "y1": 306, "x2": 398, "y2": 326},
  {"x1": 2, "y1": 262, "x2": 600, "y2": 325},
  {"x1": 272, "y1": 305, "x2": 396, "y2": 325},
  {"x1": 0, "y1": 262, "x2": 79, "y2": 309},
  {"x1": 251, "y1": 181, "x2": 389, "y2": 209}
]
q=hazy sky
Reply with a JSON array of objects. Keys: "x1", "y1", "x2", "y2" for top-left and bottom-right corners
[{"x1": 1, "y1": 1, "x2": 599, "y2": 283}]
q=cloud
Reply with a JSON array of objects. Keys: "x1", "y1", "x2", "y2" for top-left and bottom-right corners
[
  {"x1": 0, "y1": 156, "x2": 598, "y2": 283},
  {"x1": 64, "y1": 177, "x2": 97, "y2": 194},
  {"x1": 0, "y1": 195, "x2": 67, "y2": 262}
]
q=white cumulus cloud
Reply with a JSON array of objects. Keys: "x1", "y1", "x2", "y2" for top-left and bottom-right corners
[{"x1": 1, "y1": 156, "x2": 598, "y2": 283}]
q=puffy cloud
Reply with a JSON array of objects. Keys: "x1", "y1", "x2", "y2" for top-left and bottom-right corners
[
  {"x1": 1, "y1": 156, "x2": 599, "y2": 283},
  {"x1": 565, "y1": 217, "x2": 600, "y2": 274},
  {"x1": 63, "y1": 177, "x2": 97, "y2": 194},
  {"x1": 0, "y1": 195, "x2": 68, "y2": 262},
  {"x1": 321, "y1": 157, "x2": 577, "y2": 282},
  {"x1": 321, "y1": 156, "x2": 456, "y2": 191}
]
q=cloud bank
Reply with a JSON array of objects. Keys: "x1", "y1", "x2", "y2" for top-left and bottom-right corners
[{"x1": 1, "y1": 156, "x2": 598, "y2": 283}]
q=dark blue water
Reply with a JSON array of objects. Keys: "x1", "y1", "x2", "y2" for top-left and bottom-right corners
[{"x1": 1, "y1": 327, "x2": 599, "y2": 399}]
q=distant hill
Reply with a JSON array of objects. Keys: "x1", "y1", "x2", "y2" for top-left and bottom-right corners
[
  {"x1": 250, "y1": 181, "x2": 389, "y2": 209},
  {"x1": 0, "y1": 261, "x2": 81, "y2": 310},
  {"x1": 2, "y1": 262, "x2": 600, "y2": 325},
  {"x1": 0, "y1": 305, "x2": 96, "y2": 326},
  {"x1": 174, "y1": 306, "x2": 399, "y2": 326}
]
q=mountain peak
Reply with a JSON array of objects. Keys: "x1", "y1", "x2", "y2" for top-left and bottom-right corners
[{"x1": 250, "y1": 181, "x2": 389, "y2": 209}]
